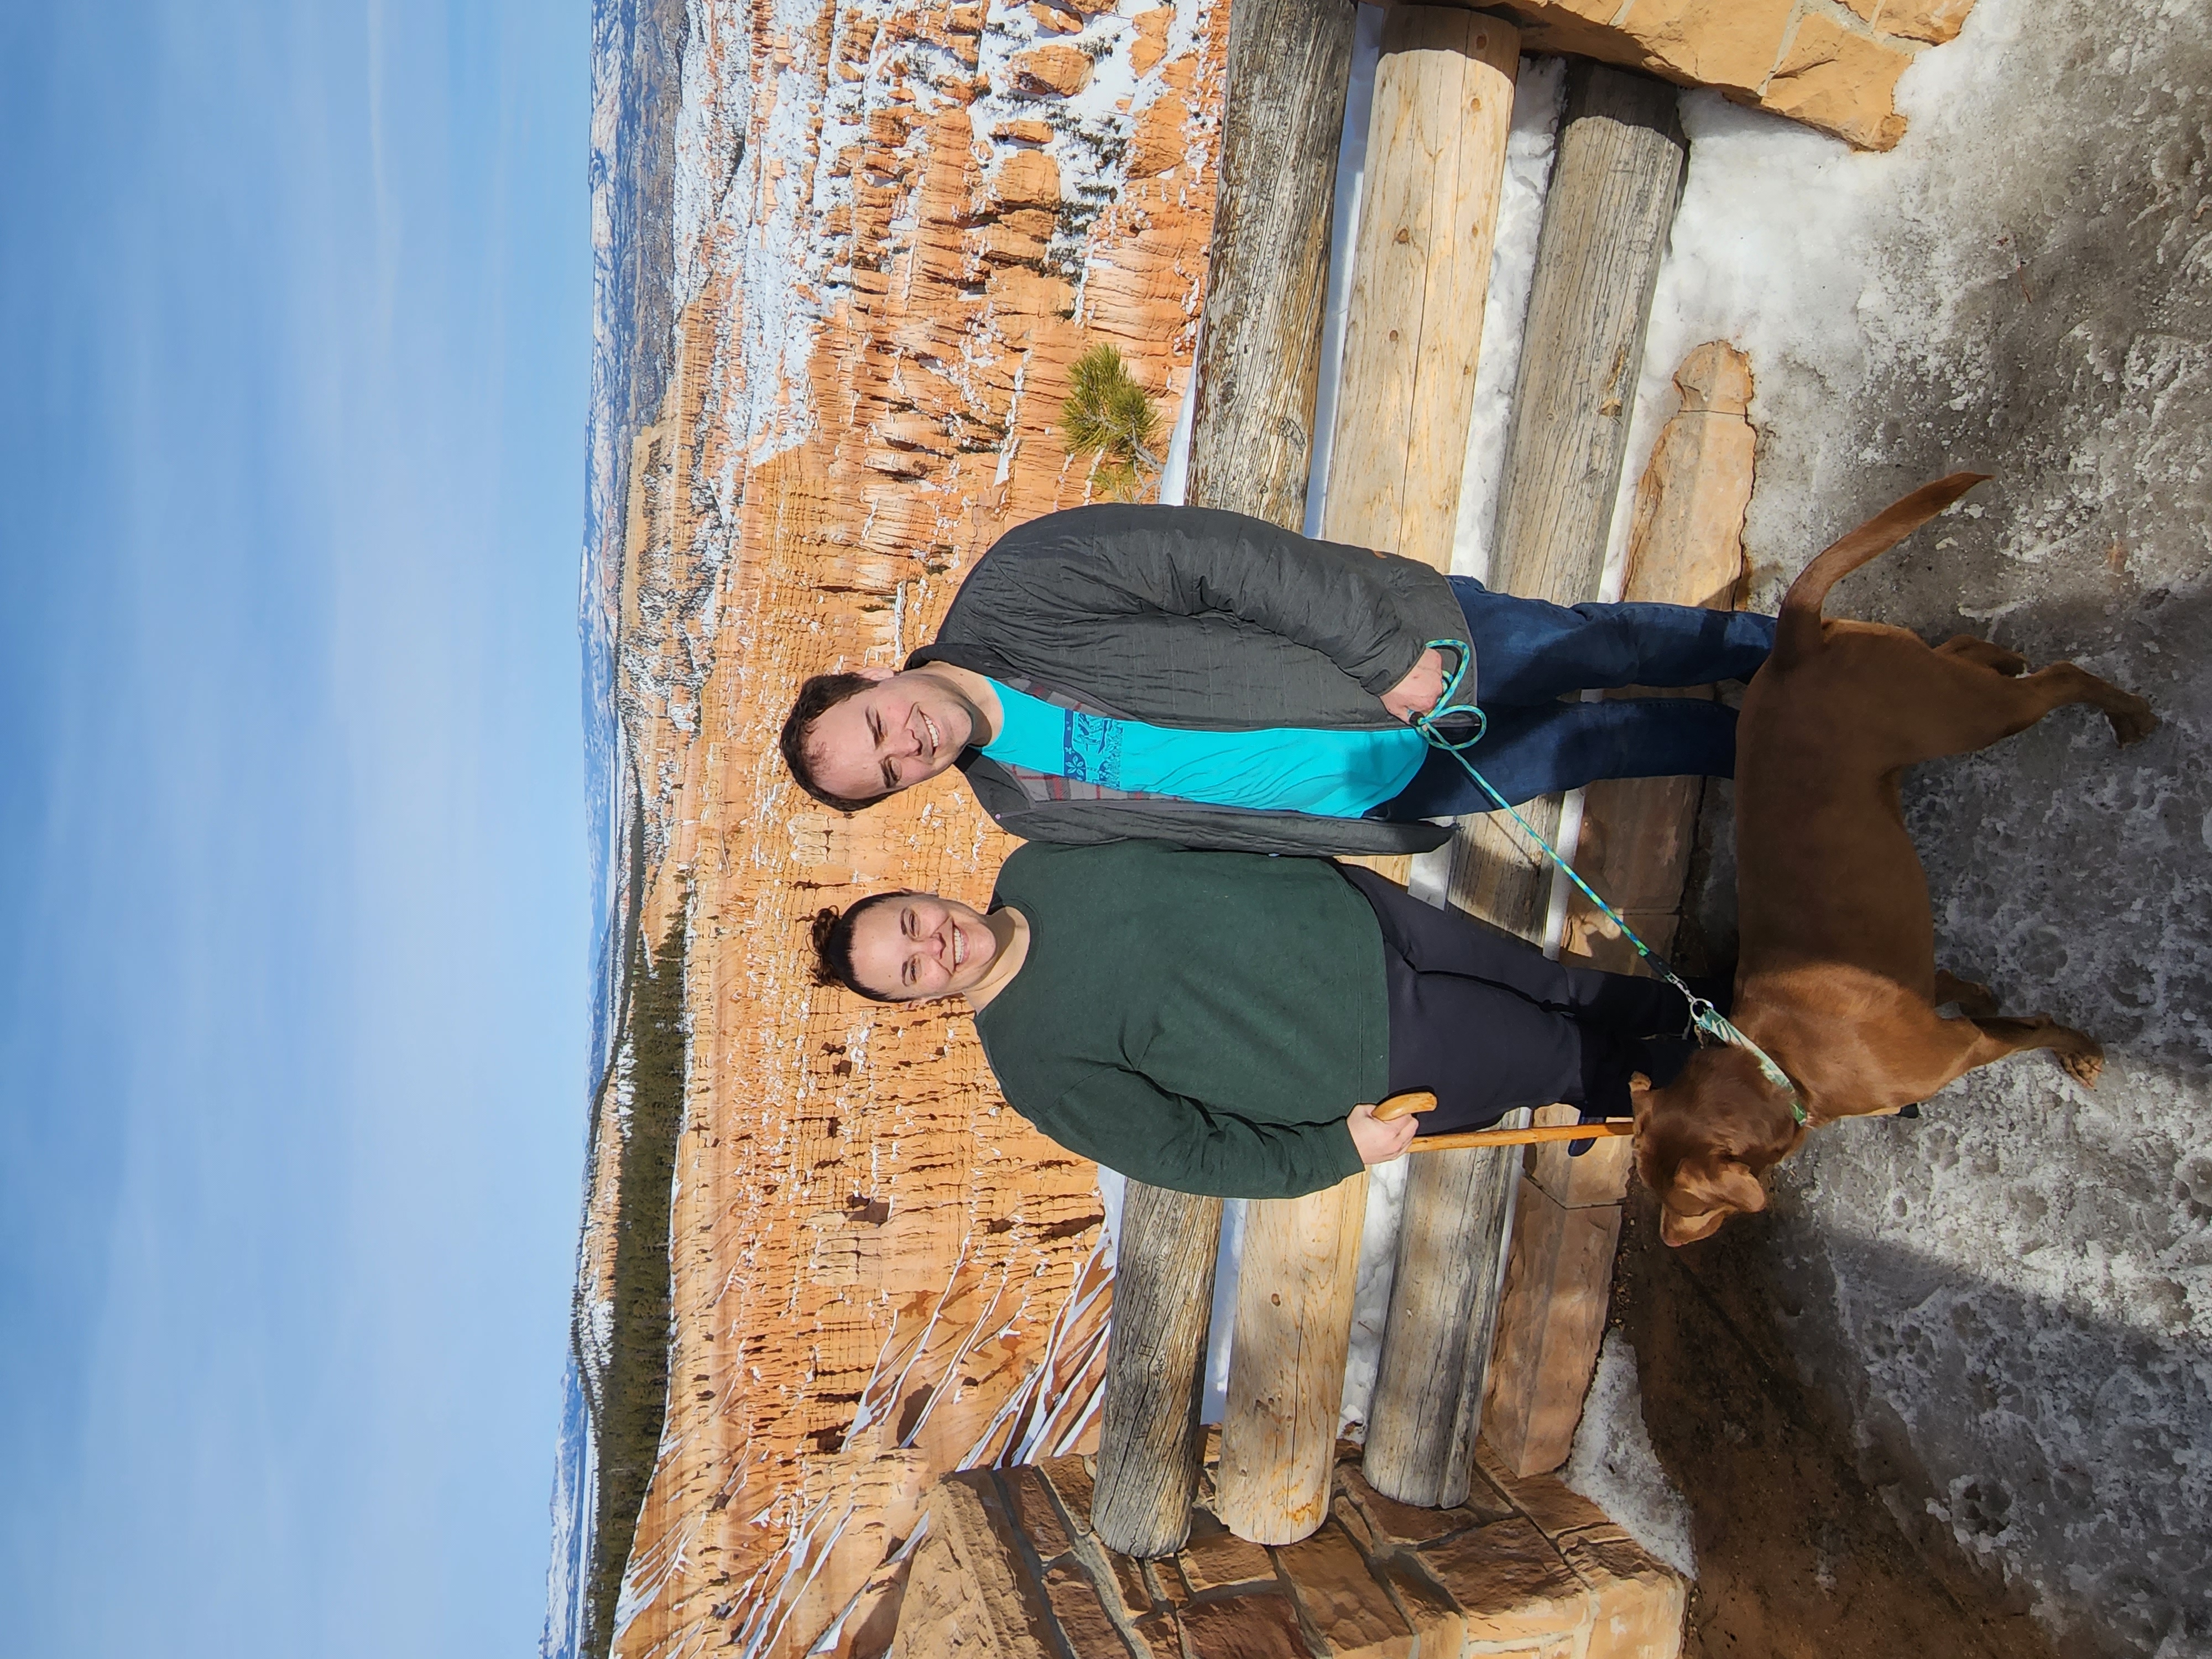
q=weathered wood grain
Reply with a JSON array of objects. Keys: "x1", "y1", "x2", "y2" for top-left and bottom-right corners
[
  {"x1": 1183, "y1": 0, "x2": 1360, "y2": 529},
  {"x1": 1321, "y1": 6, "x2": 1520, "y2": 567},
  {"x1": 1091, "y1": 1184, "x2": 1225, "y2": 1558},
  {"x1": 1259, "y1": 3, "x2": 1531, "y2": 1519},
  {"x1": 1479, "y1": 341, "x2": 1758, "y2": 1480},
  {"x1": 1361, "y1": 1132, "x2": 1525, "y2": 1505},
  {"x1": 1477, "y1": 1171, "x2": 1625, "y2": 1479},
  {"x1": 1452, "y1": 60, "x2": 1687, "y2": 942},
  {"x1": 1370, "y1": 61, "x2": 1687, "y2": 1512},
  {"x1": 1327, "y1": 6, "x2": 1517, "y2": 895},
  {"x1": 1217, "y1": 1173, "x2": 1370, "y2": 1545},
  {"x1": 1558, "y1": 340, "x2": 1755, "y2": 973}
]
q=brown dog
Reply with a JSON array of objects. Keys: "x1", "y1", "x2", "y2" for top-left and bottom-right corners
[{"x1": 1635, "y1": 473, "x2": 2158, "y2": 1245}]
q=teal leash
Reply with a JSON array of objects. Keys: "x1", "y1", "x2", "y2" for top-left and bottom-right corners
[{"x1": 1410, "y1": 639, "x2": 1808, "y2": 1126}]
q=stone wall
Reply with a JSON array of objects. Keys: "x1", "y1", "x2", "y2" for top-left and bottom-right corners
[
  {"x1": 1471, "y1": 0, "x2": 1978, "y2": 150},
  {"x1": 851, "y1": 1436, "x2": 1684, "y2": 1659}
]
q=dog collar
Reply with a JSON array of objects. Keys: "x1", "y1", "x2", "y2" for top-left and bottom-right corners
[{"x1": 1689, "y1": 1001, "x2": 1809, "y2": 1126}]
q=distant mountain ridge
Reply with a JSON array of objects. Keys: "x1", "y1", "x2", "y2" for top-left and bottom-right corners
[{"x1": 545, "y1": 1, "x2": 686, "y2": 1655}]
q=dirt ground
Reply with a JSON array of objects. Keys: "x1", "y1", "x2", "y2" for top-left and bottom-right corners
[{"x1": 1613, "y1": 1193, "x2": 2068, "y2": 1659}]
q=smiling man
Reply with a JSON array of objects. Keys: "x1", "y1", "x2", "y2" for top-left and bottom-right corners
[
  {"x1": 809, "y1": 839, "x2": 1699, "y2": 1198},
  {"x1": 779, "y1": 503, "x2": 1775, "y2": 855}
]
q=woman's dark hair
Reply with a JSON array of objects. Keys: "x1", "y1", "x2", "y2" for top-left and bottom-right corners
[
  {"x1": 780, "y1": 672, "x2": 884, "y2": 812},
  {"x1": 809, "y1": 892, "x2": 912, "y2": 1003}
]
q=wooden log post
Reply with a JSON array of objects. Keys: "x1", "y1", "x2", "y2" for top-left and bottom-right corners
[
  {"x1": 1093, "y1": 0, "x2": 1360, "y2": 1558},
  {"x1": 1322, "y1": 3, "x2": 1519, "y2": 893},
  {"x1": 1558, "y1": 340, "x2": 1755, "y2": 974},
  {"x1": 1366, "y1": 61, "x2": 1687, "y2": 1509},
  {"x1": 1363, "y1": 1136, "x2": 1523, "y2": 1506},
  {"x1": 1214, "y1": 1173, "x2": 1369, "y2": 1545},
  {"x1": 1185, "y1": 0, "x2": 1360, "y2": 529},
  {"x1": 1481, "y1": 342, "x2": 1758, "y2": 1478},
  {"x1": 1447, "y1": 61, "x2": 1687, "y2": 938},
  {"x1": 1092, "y1": 1184, "x2": 1225, "y2": 1557},
  {"x1": 1319, "y1": 6, "x2": 1520, "y2": 568}
]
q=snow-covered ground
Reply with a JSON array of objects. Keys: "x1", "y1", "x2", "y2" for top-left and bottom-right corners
[
  {"x1": 1646, "y1": 2, "x2": 2210, "y2": 1652},
  {"x1": 1185, "y1": 2, "x2": 2210, "y2": 1649}
]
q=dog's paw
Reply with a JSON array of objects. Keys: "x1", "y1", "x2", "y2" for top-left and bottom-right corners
[
  {"x1": 2057, "y1": 1043, "x2": 2105, "y2": 1088},
  {"x1": 2106, "y1": 700, "x2": 2158, "y2": 747}
]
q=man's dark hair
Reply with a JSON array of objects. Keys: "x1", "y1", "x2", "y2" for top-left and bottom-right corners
[
  {"x1": 780, "y1": 672, "x2": 884, "y2": 813},
  {"x1": 809, "y1": 892, "x2": 912, "y2": 1003}
]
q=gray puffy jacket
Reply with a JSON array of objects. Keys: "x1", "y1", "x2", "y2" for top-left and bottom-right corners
[{"x1": 907, "y1": 504, "x2": 1479, "y2": 855}]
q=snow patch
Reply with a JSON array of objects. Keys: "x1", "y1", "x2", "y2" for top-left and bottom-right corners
[
  {"x1": 1634, "y1": 0, "x2": 2212, "y2": 1646},
  {"x1": 1338, "y1": 1155, "x2": 1408, "y2": 1438},
  {"x1": 1454, "y1": 54, "x2": 1566, "y2": 584},
  {"x1": 1563, "y1": 1330, "x2": 1697, "y2": 1579}
]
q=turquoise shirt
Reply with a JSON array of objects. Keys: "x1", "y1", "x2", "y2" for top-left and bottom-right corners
[{"x1": 979, "y1": 679, "x2": 1427, "y2": 817}]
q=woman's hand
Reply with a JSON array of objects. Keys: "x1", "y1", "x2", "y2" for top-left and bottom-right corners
[
  {"x1": 1347, "y1": 1099, "x2": 1420, "y2": 1165},
  {"x1": 1381, "y1": 648, "x2": 1447, "y2": 722}
]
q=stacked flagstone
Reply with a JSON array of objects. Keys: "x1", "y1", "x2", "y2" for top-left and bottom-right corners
[
  {"x1": 1418, "y1": 0, "x2": 1976, "y2": 149},
  {"x1": 860, "y1": 1434, "x2": 1682, "y2": 1658}
]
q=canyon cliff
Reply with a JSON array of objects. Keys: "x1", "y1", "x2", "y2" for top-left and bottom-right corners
[{"x1": 573, "y1": 5, "x2": 1228, "y2": 1656}]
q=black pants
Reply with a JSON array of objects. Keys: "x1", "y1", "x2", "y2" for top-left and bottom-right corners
[{"x1": 1337, "y1": 864, "x2": 1694, "y2": 1134}]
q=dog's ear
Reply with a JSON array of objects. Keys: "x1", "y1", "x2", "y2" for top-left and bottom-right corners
[
  {"x1": 1682, "y1": 1155, "x2": 1768, "y2": 1216},
  {"x1": 1657, "y1": 1155, "x2": 1770, "y2": 1248}
]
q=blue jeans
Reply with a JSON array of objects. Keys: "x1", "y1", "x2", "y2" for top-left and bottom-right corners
[{"x1": 1374, "y1": 577, "x2": 1778, "y2": 816}]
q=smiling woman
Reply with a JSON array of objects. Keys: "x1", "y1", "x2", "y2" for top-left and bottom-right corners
[
  {"x1": 0, "y1": 4, "x2": 591, "y2": 1658},
  {"x1": 829, "y1": 890, "x2": 1023, "y2": 1002}
]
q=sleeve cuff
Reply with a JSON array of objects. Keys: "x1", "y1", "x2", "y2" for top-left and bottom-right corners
[
  {"x1": 1326, "y1": 1118, "x2": 1365, "y2": 1182},
  {"x1": 1358, "y1": 634, "x2": 1426, "y2": 697}
]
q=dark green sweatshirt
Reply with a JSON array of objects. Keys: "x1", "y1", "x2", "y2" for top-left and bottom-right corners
[{"x1": 972, "y1": 841, "x2": 1390, "y2": 1198}]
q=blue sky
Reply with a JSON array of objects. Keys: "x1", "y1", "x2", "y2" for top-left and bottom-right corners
[{"x1": 0, "y1": 4, "x2": 592, "y2": 1653}]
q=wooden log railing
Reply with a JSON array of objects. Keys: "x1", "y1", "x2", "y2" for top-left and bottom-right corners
[
  {"x1": 1365, "y1": 59, "x2": 1688, "y2": 1510},
  {"x1": 1222, "y1": 4, "x2": 1520, "y2": 1542},
  {"x1": 1094, "y1": 18, "x2": 1698, "y2": 1549},
  {"x1": 1481, "y1": 341, "x2": 1758, "y2": 1478}
]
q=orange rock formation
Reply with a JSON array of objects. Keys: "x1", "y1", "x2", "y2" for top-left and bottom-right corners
[
  {"x1": 579, "y1": 4, "x2": 1229, "y2": 1656},
  {"x1": 1451, "y1": 0, "x2": 1978, "y2": 150}
]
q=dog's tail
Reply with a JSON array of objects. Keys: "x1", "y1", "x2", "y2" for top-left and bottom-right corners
[{"x1": 1773, "y1": 472, "x2": 1990, "y2": 668}]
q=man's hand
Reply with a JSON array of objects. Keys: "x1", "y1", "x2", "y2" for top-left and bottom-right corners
[
  {"x1": 1380, "y1": 648, "x2": 1447, "y2": 722},
  {"x1": 1347, "y1": 1099, "x2": 1420, "y2": 1166}
]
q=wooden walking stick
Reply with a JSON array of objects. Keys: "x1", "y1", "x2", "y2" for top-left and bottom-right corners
[{"x1": 1369, "y1": 1091, "x2": 1635, "y2": 1152}]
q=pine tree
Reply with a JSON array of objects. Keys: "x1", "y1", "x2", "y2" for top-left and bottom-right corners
[{"x1": 1060, "y1": 343, "x2": 1162, "y2": 502}]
